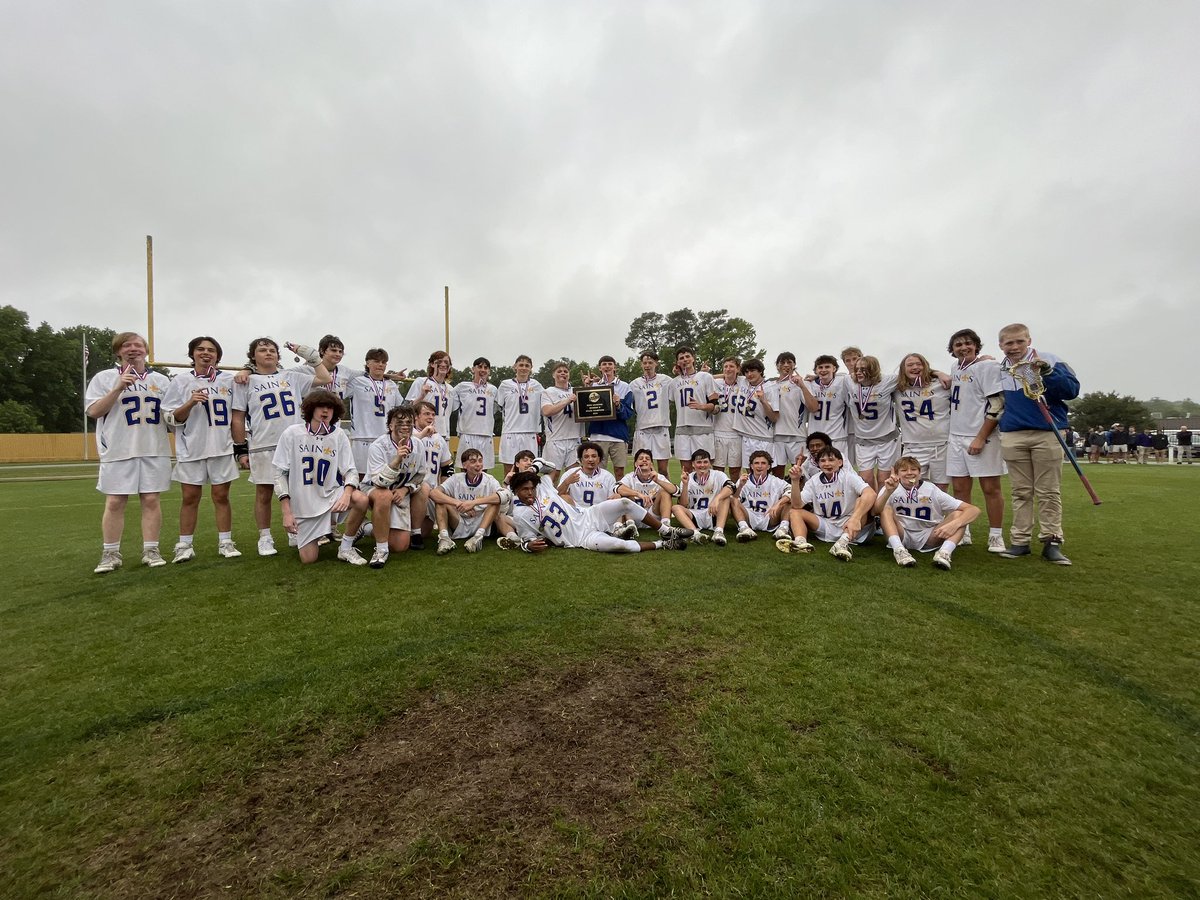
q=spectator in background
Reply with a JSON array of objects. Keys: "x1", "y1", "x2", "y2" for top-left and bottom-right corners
[
  {"x1": 1086, "y1": 426, "x2": 1106, "y2": 464},
  {"x1": 1177, "y1": 426, "x2": 1193, "y2": 464},
  {"x1": 1134, "y1": 428, "x2": 1153, "y2": 464},
  {"x1": 1109, "y1": 424, "x2": 1127, "y2": 463},
  {"x1": 1152, "y1": 429, "x2": 1169, "y2": 463}
]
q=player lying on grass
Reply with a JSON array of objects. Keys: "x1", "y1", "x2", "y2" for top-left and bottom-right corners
[
  {"x1": 507, "y1": 470, "x2": 692, "y2": 553},
  {"x1": 729, "y1": 450, "x2": 791, "y2": 544},
  {"x1": 671, "y1": 449, "x2": 734, "y2": 545},
  {"x1": 272, "y1": 390, "x2": 368, "y2": 565},
  {"x1": 874, "y1": 457, "x2": 980, "y2": 571},
  {"x1": 429, "y1": 447, "x2": 503, "y2": 555},
  {"x1": 777, "y1": 446, "x2": 877, "y2": 560}
]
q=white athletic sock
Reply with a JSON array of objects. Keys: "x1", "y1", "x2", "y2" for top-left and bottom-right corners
[
  {"x1": 103, "y1": 542, "x2": 120, "y2": 551},
  {"x1": 179, "y1": 534, "x2": 194, "y2": 545},
  {"x1": 887, "y1": 535, "x2": 903, "y2": 550},
  {"x1": 376, "y1": 542, "x2": 389, "y2": 553},
  {"x1": 989, "y1": 527, "x2": 1003, "y2": 538},
  {"x1": 218, "y1": 531, "x2": 232, "y2": 542},
  {"x1": 654, "y1": 540, "x2": 664, "y2": 549},
  {"x1": 143, "y1": 541, "x2": 158, "y2": 551},
  {"x1": 475, "y1": 528, "x2": 485, "y2": 538},
  {"x1": 259, "y1": 528, "x2": 272, "y2": 539},
  {"x1": 941, "y1": 540, "x2": 957, "y2": 554},
  {"x1": 738, "y1": 522, "x2": 752, "y2": 532},
  {"x1": 658, "y1": 523, "x2": 671, "y2": 536},
  {"x1": 340, "y1": 534, "x2": 355, "y2": 550}
]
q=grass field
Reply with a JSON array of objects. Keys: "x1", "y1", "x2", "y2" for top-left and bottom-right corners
[{"x1": 1, "y1": 463, "x2": 1197, "y2": 898}]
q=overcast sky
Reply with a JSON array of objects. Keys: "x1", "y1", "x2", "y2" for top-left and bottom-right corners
[{"x1": 3, "y1": 1, "x2": 1197, "y2": 398}]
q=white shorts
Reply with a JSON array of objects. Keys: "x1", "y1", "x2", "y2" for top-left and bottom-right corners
[
  {"x1": 772, "y1": 438, "x2": 804, "y2": 470},
  {"x1": 903, "y1": 442, "x2": 948, "y2": 484},
  {"x1": 97, "y1": 456, "x2": 172, "y2": 495},
  {"x1": 855, "y1": 436, "x2": 901, "y2": 472},
  {"x1": 451, "y1": 511, "x2": 490, "y2": 540},
  {"x1": 740, "y1": 436, "x2": 775, "y2": 469},
  {"x1": 898, "y1": 525, "x2": 940, "y2": 552},
  {"x1": 632, "y1": 427, "x2": 671, "y2": 461},
  {"x1": 368, "y1": 486, "x2": 413, "y2": 531},
  {"x1": 675, "y1": 431, "x2": 715, "y2": 463},
  {"x1": 351, "y1": 439, "x2": 374, "y2": 476},
  {"x1": 591, "y1": 438, "x2": 627, "y2": 468},
  {"x1": 456, "y1": 433, "x2": 495, "y2": 470},
  {"x1": 713, "y1": 432, "x2": 742, "y2": 468},
  {"x1": 814, "y1": 519, "x2": 875, "y2": 544},
  {"x1": 946, "y1": 433, "x2": 1007, "y2": 478},
  {"x1": 745, "y1": 509, "x2": 773, "y2": 532},
  {"x1": 543, "y1": 438, "x2": 580, "y2": 472},
  {"x1": 499, "y1": 432, "x2": 539, "y2": 464},
  {"x1": 248, "y1": 448, "x2": 277, "y2": 485},
  {"x1": 172, "y1": 455, "x2": 238, "y2": 486},
  {"x1": 294, "y1": 511, "x2": 334, "y2": 549},
  {"x1": 688, "y1": 508, "x2": 716, "y2": 531}
]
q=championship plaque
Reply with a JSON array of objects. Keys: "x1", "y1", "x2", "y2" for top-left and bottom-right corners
[{"x1": 574, "y1": 384, "x2": 616, "y2": 422}]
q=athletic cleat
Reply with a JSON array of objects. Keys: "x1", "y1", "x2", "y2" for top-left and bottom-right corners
[
  {"x1": 667, "y1": 525, "x2": 694, "y2": 541},
  {"x1": 999, "y1": 544, "x2": 1031, "y2": 559},
  {"x1": 830, "y1": 535, "x2": 853, "y2": 561},
  {"x1": 171, "y1": 542, "x2": 195, "y2": 564},
  {"x1": 932, "y1": 548, "x2": 953, "y2": 570},
  {"x1": 892, "y1": 546, "x2": 917, "y2": 567},
  {"x1": 142, "y1": 547, "x2": 167, "y2": 568},
  {"x1": 258, "y1": 535, "x2": 278, "y2": 557},
  {"x1": 316, "y1": 533, "x2": 331, "y2": 547},
  {"x1": 436, "y1": 534, "x2": 456, "y2": 556},
  {"x1": 662, "y1": 537, "x2": 689, "y2": 551},
  {"x1": 337, "y1": 546, "x2": 368, "y2": 566},
  {"x1": 218, "y1": 540, "x2": 242, "y2": 558},
  {"x1": 772, "y1": 523, "x2": 791, "y2": 540},
  {"x1": 410, "y1": 533, "x2": 425, "y2": 550},
  {"x1": 711, "y1": 531, "x2": 727, "y2": 547},
  {"x1": 1042, "y1": 538, "x2": 1072, "y2": 566},
  {"x1": 690, "y1": 531, "x2": 710, "y2": 545},
  {"x1": 791, "y1": 539, "x2": 814, "y2": 553},
  {"x1": 464, "y1": 533, "x2": 484, "y2": 553},
  {"x1": 776, "y1": 537, "x2": 801, "y2": 554},
  {"x1": 615, "y1": 521, "x2": 639, "y2": 540},
  {"x1": 959, "y1": 529, "x2": 972, "y2": 546},
  {"x1": 987, "y1": 534, "x2": 1006, "y2": 554},
  {"x1": 355, "y1": 522, "x2": 375, "y2": 543},
  {"x1": 736, "y1": 528, "x2": 757, "y2": 543},
  {"x1": 94, "y1": 549, "x2": 122, "y2": 574},
  {"x1": 368, "y1": 547, "x2": 389, "y2": 568},
  {"x1": 496, "y1": 534, "x2": 522, "y2": 551}
]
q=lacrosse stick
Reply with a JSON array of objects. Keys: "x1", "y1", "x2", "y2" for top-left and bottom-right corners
[{"x1": 1008, "y1": 359, "x2": 1101, "y2": 505}]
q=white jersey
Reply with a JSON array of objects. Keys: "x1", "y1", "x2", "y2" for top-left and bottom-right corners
[
  {"x1": 773, "y1": 378, "x2": 811, "y2": 439},
  {"x1": 272, "y1": 423, "x2": 357, "y2": 519},
  {"x1": 497, "y1": 378, "x2": 543, "y2": 434},
  {"x1": 800, "y1": 469, "x2": 870, "y2": 528},
  {"x1": 808, "y1": 374, "x2": 852, "y2": 442},
  {"x1": 437, "y1": 471, "x2": 502, "y2": 530},
  {"x1": 346, "y1": 376, "x2": 404, "y2": 443},
  {"x1": 949, "y1": 358, "x2": 1003, "y2": 436},
  {"x1": 164, "y1": 370, "x2": 236, "y2": 462},
  {"x1": 558, "y1": 465, "x2": 617, "y2": 507},
  {"x1": 405, "y1": 377, "x2": 453, "y2": 436},
  {"x1": 738, "y1": 473, "x2": 789, "y2": 516},
  {"x1": 542, "y1": 386, "x2": 584, "y2": 441},
  {"x1": 849, "y1": 374, "x2": 900, "y2": 442},
  {"x1": 713, "y1": 377, "x2": 744, "y2": 434},
  {"x1": 519, "y1": 475, "x2": 602, "y2": 548},
  {"x1": 671, "y1": 371, "x2": 718, "y2": 431},
  {"x1": 629, "y1": 374, "x2": 674, "y2": 430},
  {"x1": 733, "y1": 381, "x2": 777, "y2": 440},
  {"x1": 420, "y1": 430, "x2": 452, "y2": 488},
  {"x1": 884, "y1": 479, "x2": 962, "y2": 530},
  {"x1": 233, "y1": 370, "x2": 317, "y2": 452},
  {"x1": 290, "y1": 363, "x2": 359, "y2": 402},
  {"x1": 452, "y1": 381, "x2": 499, "y2": 437},
  {"x1": 366, "y1": 433, "x2": 427, "y2": 490},
  {"x1": 619, "y1": 471, "x2": 673, "y2": 506},
  {"x1": 897, "y1": 382, "x2": 951, "y2": 445},
  {"x1": 86, "y1": 368, "x2": 172, "y2": 463},
  {"x1": 681, "y1": 470, "x2": 730, "y2": 514}
]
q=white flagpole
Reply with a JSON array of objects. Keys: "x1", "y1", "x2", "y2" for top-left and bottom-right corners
[{"x1": 82, "y1": 330, "x2": 89, "y2": 460}]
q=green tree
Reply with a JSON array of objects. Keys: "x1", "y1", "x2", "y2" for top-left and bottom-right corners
[
  {"x1": 0, "y1": 306, "x2": 33, "y2": 406},
  {"x1": 1069, "y1": 392, "x2": 1153, "y2": 432},
  {"x1": 0, "y1": 400, "x2": 43, "y2": 433},
  {"x1": 624, "y1": 307, "x2": 764, "y2": 370}
]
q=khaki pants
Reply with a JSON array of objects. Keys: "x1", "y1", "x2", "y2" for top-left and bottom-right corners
[{"x1": 1000, "y1": 430, "x2": 1064, "y2": 545}]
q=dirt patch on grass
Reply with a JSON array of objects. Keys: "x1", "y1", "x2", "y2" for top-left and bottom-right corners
[{"x1": 91, "y1": 650, "x2": 701, "y2": 898}]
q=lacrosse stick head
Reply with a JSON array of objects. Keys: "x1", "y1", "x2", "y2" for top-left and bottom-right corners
[{"x1": 1007, "y1": 358, "x2": 1050, "y2": 401}]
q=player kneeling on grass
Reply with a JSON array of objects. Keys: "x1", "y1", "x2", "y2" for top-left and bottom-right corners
[
  {"x1": 874, "y1": 457, "x2": 980, "y2": 570},
  {"x1": 671, "y1": 449, "x2": 734, "y2": 545},
  {"x1": 778, "y1": 446, "x2": 877, "y2": 560},
  {"x1": 508, "y1": 470, "x2": 692, "y2": 553},
  {"x1": 430, "y1": 448, "x2": 503, "y2": 555},
  {"x1": 730, "y1": 450, "x2": 792, "y2": 544},
  {"x1": 341, "y1": 405, "x2": 427, "y2": 568},
  {"x1": 272, "y1": 391, "x2": 368, "y2": 565}
]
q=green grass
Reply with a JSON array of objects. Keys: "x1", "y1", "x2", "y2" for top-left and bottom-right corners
[{"x1": 0, "y1": 464, "x2": 1197, "y2": 897}]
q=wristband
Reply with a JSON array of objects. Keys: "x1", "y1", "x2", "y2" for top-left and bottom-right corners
[{"x1": 233, "y1": 442, "x2": 250, "y2": 459}]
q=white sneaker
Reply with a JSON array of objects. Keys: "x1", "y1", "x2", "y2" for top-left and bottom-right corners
[
  {"x1": 775, "y1": 537, "x2": 801, "y2": 554},
  {"x1": 94, "y1": 549, "x2": 122, "y2": 574},
  {"x1": 337, "y1": 546, "x2": 368, "y2": 566},
  {"x1": 892, "y1": 546, "x2": 916, "y2": 568},
  {"x1": 987, "y1": 534, "x2": 1006, "y2": 554},
  {"x1": 258, "y1": 535, "x2": 277, "y2": 557},
  {"x1": 772, "y1": 523, "x2": 791, "y2": 540},
  {"x1": 959, "y1": 529, "x2": 973, "y2": 546},
  {"x1": 369, "y1": 547, "x2": 389, "y2": 568},
  {"x1": 830, "y1": 535, "x2": 853, "y2": 561},
  {"x1": 933, "y1": 548, "x2": 953, "y2": 570},
  {"x1": 615, "y1": 521, "x2": 639, "y2": 540},
  {"x1": 690, "y1": 531, "x2": 710, "y2": 545},
  {"x1": 171, "y1": 542, "x2": 195, "y2": 564},
  {"x1": 496, "y1": 534, "x2": 521, "y2": 551},
  {"x1": 218, "y1": 540, "x2": 242, "y2": 559},
  {"x1": 791, "y1": 539, "x2": 814, "y2": 553},
  {"x1": 465, "y1": 533, "x2": 484, "y2": 553},
  {"x1": 356, "y1": 522, "x2": 375, "y2": 542},
  {"x1": 437, "y1": 534, "x2": 456, "y2": 556},
  {"x1": 736, "y1": 528, "x2": 757, "y2": 543},
  {"x1": 711, "y1": 531, "x2": 727, "y2": 547},
  {"x1": 142, "y1": 547, "x2": 167, "y2": 568}
]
